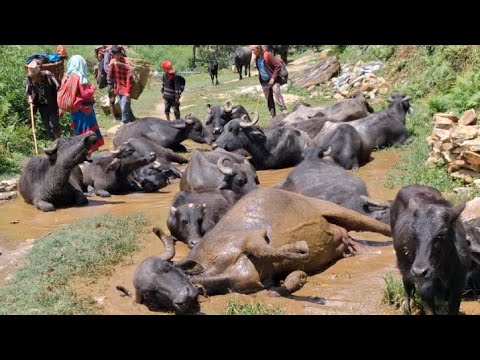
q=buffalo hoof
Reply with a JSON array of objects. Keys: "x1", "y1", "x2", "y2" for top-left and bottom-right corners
[
  {"x1": 35, "y1": 200, "x2": 56, "y2": 212},
  {"x1": 282, "y1": 270, "x2": 308, "y2": 294}
]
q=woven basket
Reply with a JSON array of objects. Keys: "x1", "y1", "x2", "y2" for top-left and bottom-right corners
[
  {"x1": 128, "y1": 58, "x2": 151, "y2": 100},
  {"x1": 25, "y1": 60, "x2": 64, "y2": 81}
]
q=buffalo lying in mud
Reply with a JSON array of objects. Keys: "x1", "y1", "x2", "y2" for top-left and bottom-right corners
[
  {"x1": 129, "y1": 188, "x2": 391, "y2": 313},
  {"x1": 18, "y1": 132, "x2": 98, "y2": 212}
]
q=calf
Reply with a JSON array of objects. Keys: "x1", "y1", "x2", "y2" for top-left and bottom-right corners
[
  {"x1": 167, "y1": 190, "x2": 237, "y2": 248},
  {"x1": 208, "y1": 59, "x2": 219, "y2": 86},
  {"x1": 81, "y1": 141, "x2": 156, "y2": 197},
  {"x1": 390, "y1": 185, "x2": 470, "y2": 315}
]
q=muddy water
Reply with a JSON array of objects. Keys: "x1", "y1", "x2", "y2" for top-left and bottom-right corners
[{"x1": 2, "y1": 145, "x2": 479, "y2": 314}]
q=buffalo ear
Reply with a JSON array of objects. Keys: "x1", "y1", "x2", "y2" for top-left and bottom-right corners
[
  {"x1": 452, "y1": 198, "x2": 467, "y2": 222},
  {"x1": 216, "y1": 181, "x2": 229, "y2": 190},
  {"x1": 408, "y1": 198, "x2": 420, "y2": 212},
  {"x1": 175, "y1": 259, "x2": 205, "y2": 275},
  {"x1": 248, "y1": 130, "x2": 266, "y2": 143},
  {"x1": 106, "y1": 158, "x2": 121, "y2": 173}
]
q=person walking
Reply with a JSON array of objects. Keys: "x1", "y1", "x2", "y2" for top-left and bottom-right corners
[
  {"x1": 161, "y1": 60, "x2": 182, "y2": 120},
  {"x1": 65, "y1": 55, "x2": 104, "y2": 153},
  {"x1": 250, "y1": 45, "x2": 288, "y2": 118},
  {"x1": 26, "y1": 60, "x2": 61, "y2": 140},
  {"x1": 107, "y1": 45, "x2": 134, "y2": 125}
]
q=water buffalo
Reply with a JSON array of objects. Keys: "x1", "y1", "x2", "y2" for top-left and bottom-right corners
[
  {"x1": 205, "y1": 102, "x2": 250, "y2": 141},
  {"x1": 232, "y1": 46, "x2": 252, "y2": 80},
  {"x1": 125, "y1": 138, "x2": 185, "y2": 192},
  {"x1": 167, "y1": 190, "x2": 237, "y2": 248},
  {"x1": 281, "y1": 93, "x2": 374, "y2": 125},
  {"x1": 275, "y1": 153, "x2": 390, "y2": 223},
  {"x1": 212, "y1": 114, "x2": 310, "y2": 170},
  {"x1": 269, "y1": 116, "x2": 328, "y2": 139},
  {"x1": 134, "y1": 188, "x2": 390, "y2": 309},
  {"x1": 80, "y1": 141, "x2": 156, "y2": 197},
  {"x1": 306, "y1": 123, "x2": 370, "y2": 170},
  {"x1": 113, "y1": 114, "x2": 211, "y2": 152},
  {"x1": 208, "y1": 59, "x2": 219, "y2": 86},
  {"x1": 18, "y1": 132, "x2": 97, "y2": 212},
  {"x1": 273, "y1": 45, "x2": 289, "y2": 64},
  {"x1": 320, "y1": 93, "x2": 412, "y2": 154},
  {"x1": 390, "y1": 185, "x2": 470, "y2": 315},
  {"x1": 132, "y1": 228, "x2": 200, "y2": 314},
  {"x1": 180, "y1": 149, "x2": 258, "y2": 197}
]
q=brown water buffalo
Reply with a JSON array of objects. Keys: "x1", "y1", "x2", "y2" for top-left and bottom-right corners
[{"x1": 132, "y1": 188, "x2": 391, "y2": 311}]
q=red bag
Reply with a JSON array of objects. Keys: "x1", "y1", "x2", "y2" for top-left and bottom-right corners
[{"x1": 57, "y1": 75, "x2": 78, "y2": 112}]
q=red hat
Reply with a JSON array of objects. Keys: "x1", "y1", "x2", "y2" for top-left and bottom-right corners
[
  {"x1": 161, "y1": 60, "x2": 174, "y2": 73},
  {"x1": 56, "y1": 45, "x2": 68, "y2": 57}
]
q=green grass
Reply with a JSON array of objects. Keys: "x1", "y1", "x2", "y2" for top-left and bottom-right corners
[
  {"x1": 382, "y1": 271, "x2": 422, "y2": 313},
  {"x1": 0, "y1": 213, "x2": 147, "y2": 314},
  {"x1": 225, "y1": 297, "x2": 285, "y2": 315}
]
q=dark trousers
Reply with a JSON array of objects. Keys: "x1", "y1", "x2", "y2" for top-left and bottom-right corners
[
  {"x1": 164, "y1": 98, "x2": 180, "y2": 119},
  {"x1": 36, "y1": 103, "x2": 61, "y2": 139}
]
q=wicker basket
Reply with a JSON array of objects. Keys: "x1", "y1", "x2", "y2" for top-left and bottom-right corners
[
  {"x1": 25, "y1": 60, "x2": 65, "y2": 81},
  {"x1": 128, "y1": 58, "x2": 151, "y2": 100}
]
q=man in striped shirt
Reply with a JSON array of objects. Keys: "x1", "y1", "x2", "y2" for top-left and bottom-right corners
[{"x1": 107, "y1": 45, "x2": 134, "y2": 125}]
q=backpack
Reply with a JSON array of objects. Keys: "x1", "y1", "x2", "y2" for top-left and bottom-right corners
[
  {"x1": 265, "y1": 51, "x2": 288, "y2": 85},
  {"x1": 176, "y1": 74, "x2": 186, "y2": 93},
  {"x1": 57, "y1": 75, "x2": 78, "y2": 113},
  {"x1": 278, "y1": 60, "x2": 289, "y2": 85}
]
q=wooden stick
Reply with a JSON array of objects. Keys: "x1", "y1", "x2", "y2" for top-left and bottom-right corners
[{"x1": 29, "y1": 102, "x2": 38, "y2": 155}]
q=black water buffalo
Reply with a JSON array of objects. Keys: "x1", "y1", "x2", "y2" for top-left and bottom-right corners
[
  {"x1": 205, "y1": 102, "x2": 250, "y2": 140},
  {"x1": 306, "y1": 123, "x2": 370, "y2": 170},
  {"x1": 133, "y1": 188, "x2": 390, "y2": 307},
  {"x1": 269, "y1": 117, "x2": 328, "y2": 139},
  {"x1": 113, "y1": 114, "x2": 211, "y2": 152},
  {"x1": 212, "y1": 114, "x2": 310, "y2": 170},
  {"x1": 132, "y1": 228, "x2": 200, "y2": 314},
  {"x1": 180, "y1": 149, "x2": 258, "y2": 197},
  {"x1": 390, "y1": 185, "x2": 470, "y2": 315},
  {"x1": 208, "y1": 59, "x2": 219, "y2": 86},
  {"x1": 130, "y1": 161, "x2": 176, "y2": 193},
  {"x1": 320, "y1": 93, "x2": 412, "y2": 154},
  {"x1": 275, "y1": 153, "x2": 390, "y2": 223},
  {"x1": 318, "y1": 91, "x2": 374, "y2": 122},
  {"x1": 281, "y1": 92, "x2": 374, "y2": 125},
  {"x1": 18, "y1": 132, "x2": 98, "y2": 212},
  {"x1": 80, "y1": 141, "x2": 156, "y2": 197},
  {"x1": 232, "y1": 46, "x2": 252, "y2": 80},
  {"x1": 125, "y1": 138, "x2": 185, "y2": 192},
  {"x1": 167, "y1": 190, "x2": 237, "y2": 248},
  {"x1": 273, "y1": 45, "x2": 289, "y2": 64}
]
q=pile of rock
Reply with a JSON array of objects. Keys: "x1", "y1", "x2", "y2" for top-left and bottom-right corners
[
  {"x1": 426, "y1": 109, "x2": 480, "y2": 186},
  {"x1": 0, "y1": 178, "x2": 17, "y2": 201},
  {"x1": 331, "y1": 60, "x2": 388, "y2": 100}
]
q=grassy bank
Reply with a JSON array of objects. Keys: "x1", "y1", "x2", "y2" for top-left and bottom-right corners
[{"x1": 0, "y1": 213, "x2": 147, "y2": 314}]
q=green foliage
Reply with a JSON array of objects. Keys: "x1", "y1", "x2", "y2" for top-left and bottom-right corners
[
  {"x1": 0, "y1": 213, "x2": 147, "y2": 314},
  {"x1": 196, "y1": 45, "x2": 239, "y2": 69},
  {"x1": 129, "y1": 45, "x2": 194, "y2": 72},
  {"x1": 225, "y1": 297, "x2": 285, "y2": 315},
  {"x1": 382, "y1": 272, "x2": 422, "y2": 312},
  {"x1": 285, "y1": 84, "x2": 310, "y2": 97}
]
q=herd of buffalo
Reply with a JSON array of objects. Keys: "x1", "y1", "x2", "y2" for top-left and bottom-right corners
[{"x1": 15, "y1": 59, "x2": 480, "y2": 314}]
